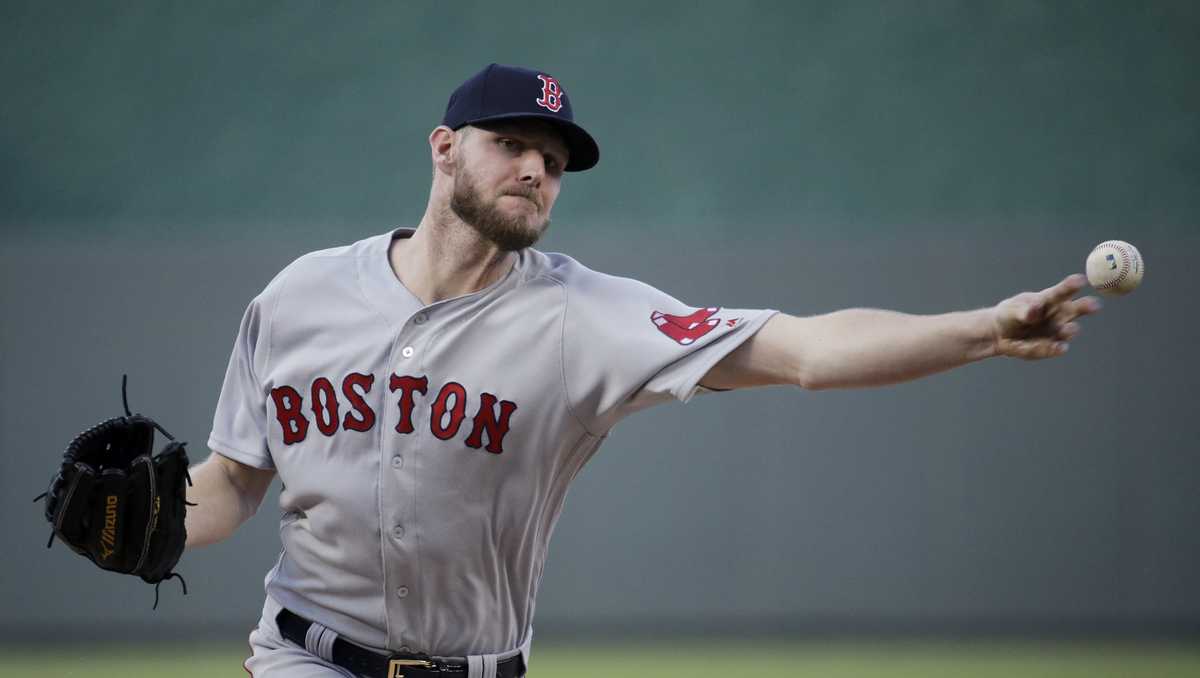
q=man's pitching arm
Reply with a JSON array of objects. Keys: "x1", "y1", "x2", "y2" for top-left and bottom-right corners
[
  {"x1": 184, "y1": 451, "x2": 275, "y2": 548},
  {"x1": 702, "y1": 274, "x2": 1102, "y2": 392}
]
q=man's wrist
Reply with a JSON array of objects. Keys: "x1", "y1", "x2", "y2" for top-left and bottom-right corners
[{"x1": 967, "y1": 306, "x2": 1001, "y2": 361}]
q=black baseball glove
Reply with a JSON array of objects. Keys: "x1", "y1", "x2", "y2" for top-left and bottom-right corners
[{"x1": 35, "y1": 376, "x2": 193, "y2": 607}]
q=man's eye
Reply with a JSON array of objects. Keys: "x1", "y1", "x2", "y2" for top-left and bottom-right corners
[
  {"x1": 498, "y1": 138, "x2": 517, "y2": 150},
  {"x1": 544, "y1": 156, "x2": 559, "y2": 170}
]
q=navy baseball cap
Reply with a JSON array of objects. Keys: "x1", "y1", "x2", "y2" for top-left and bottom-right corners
[{"x1": 442, "y1": 63, "x2": 599, "y2": 172}]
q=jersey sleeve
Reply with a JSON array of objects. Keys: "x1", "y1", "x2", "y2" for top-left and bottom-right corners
[
  {"x1": 559, "y1": 265, "x2": 779, "y2": 433},
  {"x1": 207, "y1": 288, "x2": 278, "y2": 470}
]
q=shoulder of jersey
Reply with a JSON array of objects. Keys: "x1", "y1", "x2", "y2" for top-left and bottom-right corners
[
  {"x1": 535, "y1": 249, "x2": 660, "y2": 299},
  {"x1": 255, "y1": 233, "x2": 380, "y2": 299},
  {"x1": 291, "y1": 235, "x2": 373, "y2": 265}
]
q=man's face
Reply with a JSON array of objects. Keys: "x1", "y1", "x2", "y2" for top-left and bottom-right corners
[{"x1": 449, "y1": 120, "x2": 569, "y2": 251}]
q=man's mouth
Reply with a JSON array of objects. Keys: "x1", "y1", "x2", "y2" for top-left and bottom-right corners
[{"x1": 503, "y1": 193, "x2": 539, "y2": 208}]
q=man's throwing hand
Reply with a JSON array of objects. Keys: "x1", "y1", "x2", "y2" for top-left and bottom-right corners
[{"x1": 991, "y1": 274, "x2": 1102, "y2": 360}]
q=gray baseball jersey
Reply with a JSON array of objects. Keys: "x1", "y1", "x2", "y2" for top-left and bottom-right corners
[{"x1": 209, "y1": 227, "x2": 778, "y2": 660}]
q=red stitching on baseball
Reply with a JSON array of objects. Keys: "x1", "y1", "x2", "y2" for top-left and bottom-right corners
[{"x1": 1095, "y1": 241, "x2": 1132, "y2": 289}]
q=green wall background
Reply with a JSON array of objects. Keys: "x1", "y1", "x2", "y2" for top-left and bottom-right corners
[{"x1": 3, "y1": 1, "x2": 1197, "y2": 242}]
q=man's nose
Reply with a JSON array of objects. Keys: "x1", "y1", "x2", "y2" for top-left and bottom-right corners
[{"x1": 517, "y1": 150, "x2": 545, "y2": 185}]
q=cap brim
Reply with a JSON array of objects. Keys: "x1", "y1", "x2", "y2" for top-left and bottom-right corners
[{"x1": 462, "y1": 113, "x2": 599, "y2": 172}]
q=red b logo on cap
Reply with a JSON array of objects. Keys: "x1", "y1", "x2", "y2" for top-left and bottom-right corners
[{"x1": 536, "y1": 75, "x2": 564, "y2": 113}]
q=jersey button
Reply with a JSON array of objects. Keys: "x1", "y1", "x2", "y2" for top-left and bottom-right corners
[
  {"x1": 414, "y1": 313, "x2": 428, "y2": 325},
  {"x1": 391, "y1": 455, "x2": 404, "y2": 469},
  {"x1": 392, "y1": 525, "x2": 405, "y2": 540},
  {"x1": 396, "y1": 586, "x2": 409, "y2": 598},
  {"x1": 401, "y1": 346, "x2": 415, "y2": 359}
]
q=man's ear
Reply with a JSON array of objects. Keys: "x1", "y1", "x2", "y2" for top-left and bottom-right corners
[{"x1": 430, "y1": 125, "x2": 458, "y2": 175}]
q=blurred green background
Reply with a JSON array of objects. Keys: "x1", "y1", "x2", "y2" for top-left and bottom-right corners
[
  {"x1": 3, "y1": 1, "x2": 1197, "y2": 676},
  {"x1": 4, "y1": 0, "x2": 1197, "y2": 243}
]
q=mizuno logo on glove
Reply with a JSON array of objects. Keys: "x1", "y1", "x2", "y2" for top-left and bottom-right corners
[{"x1": 100, "y1": 495, "x2": 118, "y2": 560}]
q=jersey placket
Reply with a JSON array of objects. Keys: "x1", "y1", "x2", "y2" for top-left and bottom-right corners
[{"x1": 380, "y1": 308, "x2": 434, "y2": 650}]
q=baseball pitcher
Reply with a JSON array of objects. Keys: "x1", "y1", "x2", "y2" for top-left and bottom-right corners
[{"x1": 39, "y1": 64, "x2": 1101, "y2": 678}]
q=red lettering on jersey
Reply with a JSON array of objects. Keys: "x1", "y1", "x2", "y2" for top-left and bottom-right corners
[
  {"x1": 389, "y1": 374, "x2": 428, "y2": 434},
  {"x1": 341, "y1": 372, "x2": 376, "y2": 432},
  {"x1": 464, "y1": 392, "x2": 518, "y2": 454},
  {"x1": 310, "y1": 377, "x2": 340, "y2": 437},
  {"x1": 270, "y1": 385, "x2": 309, "y2": 445},
  {"x1": 536, "y1": 74, "x2": 564, "y2": 113},
  {"x1": 651, "y1": 307, "x2": 721, "y2": 345},
  {"x1": 430, "y1": 381, "x2": 468, "y2": 440}
]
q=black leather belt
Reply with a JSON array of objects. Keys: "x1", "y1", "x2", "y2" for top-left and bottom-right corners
[{"x1": 276, "y1": 608, "x2": 525, "y2": 678}]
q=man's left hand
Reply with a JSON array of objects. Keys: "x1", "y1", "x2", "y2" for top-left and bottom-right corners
[{"x1": 991, "y1": 273, "x2": 1102, "y2": 360}]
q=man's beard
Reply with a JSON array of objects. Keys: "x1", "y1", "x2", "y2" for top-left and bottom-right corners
[{"x1": 449, "y1": 167, "x2": 550, "y2": 252}]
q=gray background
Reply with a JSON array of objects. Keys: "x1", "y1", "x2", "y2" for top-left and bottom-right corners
[{"x1": 2, "y1": 1, "x2": 1197, "y2": 641}]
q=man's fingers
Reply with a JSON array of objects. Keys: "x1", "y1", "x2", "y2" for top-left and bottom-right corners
[
  {"x1": 1022, "y1": 275, "x2": 1101, "y2": 326},
  {"x1": 1051, "y1": 295, "x2": 1103, "y2": 324},
  {"x1": 1040, "y1": 273, "x2": 1088, "y2": 305},
  {"x1": 1004, "y1": 338, "x2": 1070, "y2": 360},
  {"x1": 1000, "y1": 276, "x2": 1098, "y2": 356},
  {"x1": 1072, "y1": 295, "x2": 1103, "y2": 317}
]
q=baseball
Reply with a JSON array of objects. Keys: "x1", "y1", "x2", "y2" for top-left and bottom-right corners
[{"x1": 1086, "y1": 240, "x2": 1144, "y2": 296}]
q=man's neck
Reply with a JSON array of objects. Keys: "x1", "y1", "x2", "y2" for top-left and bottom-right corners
[{"x1": 390, "y1": 208, "x2": 516, "y2": 306}]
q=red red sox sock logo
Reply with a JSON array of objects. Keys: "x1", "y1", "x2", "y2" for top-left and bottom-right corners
[
  {"x1": 651, "y1": 307, "x2": 741, "y2": 345},
  {"x1": 269, "y1": 372, "x2": 517, "y2": 454},
  {"x1": 536, "y1": 74, "x2": 564, "y2": 112}
]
